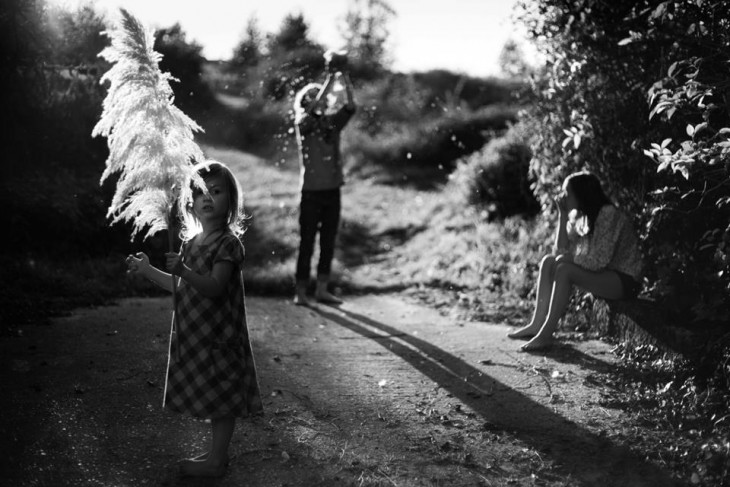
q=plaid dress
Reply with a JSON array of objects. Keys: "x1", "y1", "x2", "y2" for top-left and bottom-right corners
[{"x1": 163, "y1": 231, "x2": 263, "y2": 419}]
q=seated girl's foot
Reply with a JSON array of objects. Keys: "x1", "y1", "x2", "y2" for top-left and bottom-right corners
[
  {"x1": 507, "y1": 325, "x2": 539, "y2": 340},
  {"x1": 185, "y1": 451, "x2": 230, "y2": 466},
  {"x1": 315, "y1": 290, "x2": 343, "y2": 305},
  {"x1": 520, "y1": 335, "x2": 554, "y2": 352},
  {"x1": 180, "y1": 457, "x2": 227, "y2": 477}
]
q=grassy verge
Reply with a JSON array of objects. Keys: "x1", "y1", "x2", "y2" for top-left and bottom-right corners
[{"x1": 203, "y1": 143, "x2": 548, "y2": 324}]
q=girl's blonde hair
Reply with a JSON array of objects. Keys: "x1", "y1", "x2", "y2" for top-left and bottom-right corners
[{"x1": 180, "y1": 160, "x2": 247, "y2": 240}]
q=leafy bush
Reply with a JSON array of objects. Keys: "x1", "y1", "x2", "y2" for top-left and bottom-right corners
[
  {"x1": 344, "y1": 105, "x2": 518, "y2": 175},
  {"x1": 609, "y1": 341, "x2": 730, "y2": 487},
  {"x1": 449, "y1": 125, "x2": 538, "y2": 219},
  {"x1": 354, "y1": 72, "x2": 519, "y2": 134},
  {"x1": 516, "y1": 0, "x2": 730, "y2": 322},
  {"x1": 633, "y1": 1, "x2": 730, "y2": 323}
]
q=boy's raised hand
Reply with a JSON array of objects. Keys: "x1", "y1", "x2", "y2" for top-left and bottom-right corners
[
  {"x1": 126, "y1": 252, "x2": 150, "y2": 275},
  {"x1": 324, "y1": 49, "x2": 348, "y2": 73}
]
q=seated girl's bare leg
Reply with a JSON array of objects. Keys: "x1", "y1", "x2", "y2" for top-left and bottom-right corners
[
  {"x1": 522, "y1": 264, "x2": 623, "y2": 351},
  {"x1": 508, "y1": 255, "x2": 556, "y2": 339}
]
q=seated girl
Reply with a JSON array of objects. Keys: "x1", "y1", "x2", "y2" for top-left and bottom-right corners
[{"x1": 508, "y1": 171, "x2": 643, "y2": 351}]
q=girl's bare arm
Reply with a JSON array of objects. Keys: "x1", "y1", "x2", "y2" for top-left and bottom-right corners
[
  {"x1": 167, "y1": 252, "x2": 234, "y2": 298},
  {"x1": 126, "y1": 253, "x2": 175, "y2": 292}
]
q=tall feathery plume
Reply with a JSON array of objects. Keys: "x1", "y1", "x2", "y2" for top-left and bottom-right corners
[{"x1": 93, "y1": 8, "x2": 205, "y2": 360}]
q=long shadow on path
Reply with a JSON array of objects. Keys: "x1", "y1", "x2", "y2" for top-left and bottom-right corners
[{"x1": 312, "y1": 305, "x2": 684, "y2": 487}]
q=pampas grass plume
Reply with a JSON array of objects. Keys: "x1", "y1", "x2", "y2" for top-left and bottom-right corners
[{"x1": 93, "y1": 8, "x2": 204, "y2": 240}]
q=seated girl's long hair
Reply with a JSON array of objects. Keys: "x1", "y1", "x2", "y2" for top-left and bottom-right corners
[{"x1": 565, "y1": 171, "x2": 612, "y2": 236}]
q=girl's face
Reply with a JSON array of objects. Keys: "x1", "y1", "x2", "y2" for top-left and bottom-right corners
[
  {"x1": 560, "y1": 180, "x2": 580, "y2": 211},
  {"x1": 192, "y1": 174, "x2": 229, "y2": 226}
]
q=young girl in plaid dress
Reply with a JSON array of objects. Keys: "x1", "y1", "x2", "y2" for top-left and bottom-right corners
[{"x1": 126, "y1": 160, "x2": 263, "y2": 477}]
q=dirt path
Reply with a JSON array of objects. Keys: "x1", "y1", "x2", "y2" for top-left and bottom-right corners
[{"x1": 1, "y1": 294, "x2": 683, "y2": 486}]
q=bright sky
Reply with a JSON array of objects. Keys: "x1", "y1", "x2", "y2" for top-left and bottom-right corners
[{"x1": 50, "y1": 0, "x2": 529, "y2": 77}]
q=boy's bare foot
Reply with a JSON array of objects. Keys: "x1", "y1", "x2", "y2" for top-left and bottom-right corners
[
  {"x1": 186, "y1": 451, "x2": 230, "y2": 466},
  {"x1": 520, "y1": 336, "x2": 553, "y2": 352},
  {"x1": 293, "y1": 293, "x2": 310, "y2": 306},
  {"x1": 507, "y1": 325, "x2": 539, "y2": 339},
  {"x1": 315, "y1": 290, "x2": 343, "y2": 305}
]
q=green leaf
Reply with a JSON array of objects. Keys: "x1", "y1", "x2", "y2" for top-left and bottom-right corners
[{"x1": 667, "y1": 61, "x2": 678, "y2": 77}]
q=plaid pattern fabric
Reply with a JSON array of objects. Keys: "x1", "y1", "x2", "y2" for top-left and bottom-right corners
[{"x1": 163, "y1": 231, "x2": 263, "y2": 419}]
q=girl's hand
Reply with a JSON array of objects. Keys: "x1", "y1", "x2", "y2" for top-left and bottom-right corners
[
  {"x1": 126, "y1": 252, "x2": 150, "y2": 275},
  {"x1": 165, "y1": 252, "x2": 185, "y2": 276},
  {"x1": 557, "y1": 192, "x2": 569, "y2": 215}
]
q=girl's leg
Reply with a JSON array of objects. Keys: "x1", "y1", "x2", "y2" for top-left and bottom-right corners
[
  {"x1": 180, "y1": 417, "x2": 235, "y2": 477},
  {"x1": 508, "y1": 255, "x2": 557, "y2": 338},
  {"x1": 209, "y1": 416, "x2": 235, "y2": 464},
  {"x1": 522, "y1": 263, "x2": 623, "y2": 351}
]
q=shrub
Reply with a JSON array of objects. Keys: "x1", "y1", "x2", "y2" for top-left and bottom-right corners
[
  {"x1": 517, "y1": 0, "x2": 730, "y2": 322},
  {"x1": 344, "y1": 105, "x2": 518, "y2": 175},
  {"x1": 450, "y1": 125, "x2": 538, "y2": 220}
]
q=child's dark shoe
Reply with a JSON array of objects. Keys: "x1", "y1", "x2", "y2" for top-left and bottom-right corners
[{"x1": 180, "y1": 458, "x2": 227, "y2": 477}]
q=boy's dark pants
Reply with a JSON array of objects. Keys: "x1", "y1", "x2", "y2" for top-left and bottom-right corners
[{"x1": 296, "y1": 188, "x2": 341, "y2": 282}]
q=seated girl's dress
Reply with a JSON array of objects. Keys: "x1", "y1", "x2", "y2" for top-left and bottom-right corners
[
  {"x1": 558, "y1": 205, "x2": 643, "y2": 298},
  {"x1": 164, "y1": 231, "x2": 263, "y2": 419}
]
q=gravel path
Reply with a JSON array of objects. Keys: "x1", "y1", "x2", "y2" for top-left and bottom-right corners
[{"x1": 1, "y1": 294, "x2": 683, "y2": 486}]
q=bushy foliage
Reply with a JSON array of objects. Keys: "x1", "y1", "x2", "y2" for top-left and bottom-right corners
[
  {"x1": 517, "y1": 0, "x2": 659, "y2": 213},
  {"x1": 633, "y1": 1, "x2": 730, "y2": 322},
  {"x1": 449, "y1": 125, "x2": 538, "y2": 219},
  {"x1": 343, "y1": 105, "x2": 518, "y2": 180},
  {"x1": 342, "y1": 73, "x2": 519, "y2": 181},
  {"x1": 153, "y1": 23, "x2": 215, "y2": 111},
  {"x1": 0, "y1": 0, "x2": 122, "y2": 256},
  {"x1": 609, "y1": 342, "x2": 730, "y2": 486},
  {"x1": 516, "y1": 0, "x2": 730, "y2": 321}
]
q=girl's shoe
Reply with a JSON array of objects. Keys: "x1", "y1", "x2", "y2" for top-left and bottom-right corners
[{"x1": 180, "y1": 458, "x2": 227, "y2": 478}]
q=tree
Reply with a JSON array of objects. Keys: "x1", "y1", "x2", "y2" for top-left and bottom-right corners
[
  {"x1": 498, "y1": 38, "x2": 531, "y2": 79},
  {"x1": 232, "y1": 15, "x2": 264, "y2": 69},
  {"x1": 153, "y1": 23, "x2": 214, "y2": 111},
  {"x1": 339, "y1": 0, "x2": 396, "y2": 76},
  {"x1": 268, "y1": 13, "x2": 315, "y2": 54},
  {"x1": 260, "y1": 13, "x2": 323, "y2": 100}
]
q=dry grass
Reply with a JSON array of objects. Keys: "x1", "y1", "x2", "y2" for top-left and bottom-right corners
[{"x1": 200, "y1": 143, "x2": 548, "y2": 325}]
